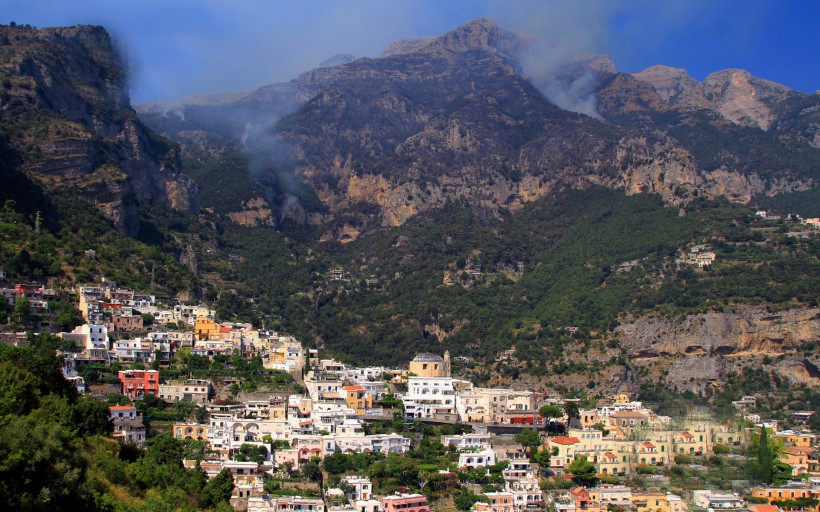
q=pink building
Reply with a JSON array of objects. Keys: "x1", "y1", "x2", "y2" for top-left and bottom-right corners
[{"x1": 381, "y1": 494, "x2": 431, "y2": 512}]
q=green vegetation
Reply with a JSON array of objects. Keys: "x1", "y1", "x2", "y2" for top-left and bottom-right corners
[
  {"x1": 0, "y1": 337, "x2": 233, "y2": 511},
  {"x1": 514, "y1": 428, "x2": 541, "y2": 453},
  {"x1": 566, "y1": 455, "x2": 598, "y2": 486},
  {"x1": 0, "y1": 186, "x2": 195, "y2": 295}
]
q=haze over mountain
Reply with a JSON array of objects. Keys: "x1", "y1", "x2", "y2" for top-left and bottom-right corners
[{"x1": 137, "y1": 18, "x2": 819, "y2": 242}]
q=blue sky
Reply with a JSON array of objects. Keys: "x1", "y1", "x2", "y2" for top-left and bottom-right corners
[{"x1": 5, "y1": 0, "x2": 819, "y2": 104}]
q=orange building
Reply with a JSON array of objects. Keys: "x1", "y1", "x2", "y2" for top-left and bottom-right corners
[
  {"x1": 751, "y1": 485, "x2": 820, "y2": 512},
  {"x1": 344, "y1": 385, "x2": 373, "y2": 415},
  {"x1": 473, "y1": 492, "x2": 515, "y2": 512},
  {"x1": 194, "y1": 318, "x2": 220, "y2": 341}
]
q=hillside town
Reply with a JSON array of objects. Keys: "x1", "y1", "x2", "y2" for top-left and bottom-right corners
[{"x1": 2, "y1": 280, "x2": 819, "y2": 512}]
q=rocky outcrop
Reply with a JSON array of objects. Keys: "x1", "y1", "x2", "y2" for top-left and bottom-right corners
[
  {"x1": 0, "y1": 24, "x2": 198, "y2": 233},
  {"x1": 596, "y1": 74, "x2": 667, "y2": 116},
  {"x1": 618, "y1": 306, "x2": 820, "y2": 357},
  {"x1": 226, "y1": 197, "x2": 275, "y2": 226},
  {"x1": 618, "y1": 307, "x2": 820, "y2": 392}
]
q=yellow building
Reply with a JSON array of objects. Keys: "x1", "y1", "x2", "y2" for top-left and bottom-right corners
[
  {"x1": 632, "y1": 492, "x2": 686, "y2": 512},
  {"x1": 174, "y1": 423, "x2": 208, "y2": 441},
  {"x1": 580, "y1": 409, "x2": 601, "y2": 428},
  {"x1": 608, "y1": 410, "x2": 649, "y2": 436},
  {"x1": 194, "y1": 318, "x2": 220, "y2": 341},
  {"x1": 780, "y1": 447, "x2": 812, "y2": 477},
  {"x1": 674, "y1": 431, "x2": 708, "y2": 456},
  {"x1": 409, "y1": 352, "x2": 450, "y2": 378},
  {"x1": 269, "y1": 397, "x2": 287, "y2": 422},
  {"x1": 409, "y1": 351, "x2": 450, "y2": 377},
  {"x1": 774, "y1": 431, "x2": 815, "y2": 448},
  {"x1": 712, "y1": 423, "x2": 744, "y2": 446},
  {"x1": 546, "y1": 435, "x2": 580, "y2": 476},
  {"x1": 612, "y1": 394, "x2": 631, "y2": 404},
  {"x1": 344, "y1": 385, "x2": 373, "y2": 415}
]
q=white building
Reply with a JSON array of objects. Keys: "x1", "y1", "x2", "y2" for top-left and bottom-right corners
[
  {"x1": 459, "y1": 448, "x2": 497, "y2": 469},
  {"x1": 442, "y1": 433, "x2": 492, "y2": 451},
  {"x1": 342, "y1": 475, "x2": 373, "y2": 501},
  {"x1": 403, "y1": 377, "x2": 471, "y2": 420}
]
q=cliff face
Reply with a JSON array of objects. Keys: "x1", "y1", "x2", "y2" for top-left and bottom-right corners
[
  {"x1": 617, "y1": 307, "x2": 820, "y2": 392},
  {"x1": 0, "y1": 24, "x2": 198, "y2": 234}
]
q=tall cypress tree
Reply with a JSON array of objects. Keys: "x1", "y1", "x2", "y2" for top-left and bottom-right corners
[{"x1": 758, "y1": 426, "x2": 774, "y2": 484}]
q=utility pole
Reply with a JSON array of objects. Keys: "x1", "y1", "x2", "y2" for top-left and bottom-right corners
[{"x1": 34, "y1": 210, "x2": 40, "y2": 233}]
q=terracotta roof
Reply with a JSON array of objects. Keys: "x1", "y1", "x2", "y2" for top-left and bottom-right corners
[
  {"x1": 604, "y1": 452, "x2": 616, "y2": 459},
  {"x1": 550, "y1": 436, "x2": 580, "y2": 445},
  {"x1": 109, "y1": 405, "x2": 135, "y2": 411},
  {"x1": 682, "y1": 432, "x2": 693, "y2": 439},
  {"x1": 643, "y1": 442, "x2": 655, "y2": 449},
  {"x1": 344, "y1": 385, "x2": 365, "y2": 391},
  {"x1": 749, "y1": 505, "x2": 781, "y2": 512},
  {"x1": 219, "y1": 326, "x2": 231, "y2": 333},
  {"x1": 782, "y1": 446, "x2": 811, "y2": 456}
]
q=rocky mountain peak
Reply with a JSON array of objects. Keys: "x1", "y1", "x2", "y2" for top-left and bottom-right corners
[
  {"x1": 631, "y1": 65, "x2": 700, "y2": 104},
  {"x1": 381, "y1": 18, "x2": 526, "y2": 59},
  {"x1": 318, "y1": 53, "x2": 357, "y2": 68},
  {"x1": 702, "y1": 68, "x2": 796, "y2": 130},
  {"x1": 573, "y1": 52, "x2": 616, "y2": 74}
]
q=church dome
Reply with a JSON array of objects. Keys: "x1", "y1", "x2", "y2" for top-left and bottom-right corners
[{"x1": 412, "y1": 352, "x2": 444, "y2": 363}]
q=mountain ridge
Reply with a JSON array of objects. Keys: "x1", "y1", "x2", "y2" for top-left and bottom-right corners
[{"x1": 136, "y1": 18, "x2": 818, "y2": 241}]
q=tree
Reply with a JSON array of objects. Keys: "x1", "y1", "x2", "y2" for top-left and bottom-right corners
[
  {"x1": 539, "y1": 404, "x2": 564, "y2": 432},
  {"x1": 757, "y1": 427, "x2": 774, "y2": 484},
  {"x1": 0, "y1": 362, "x2": 39, "y2": 416},
  {"x1": 201, "y1": 469, "x2": 234, "y2": 508},
  {"x1": 563, "y1": 402, "x2": 580, "y2": 427},
  {"x1": 13, "y1": 296, "x2": 30, "y2": 325},
  {"x1": 514, "y1": 428, "x2": 541, "y2": 453},
  {"x1": 566, "y1": 456, "x2": 597, "y2": 486},
  {"x1": 773, "y1": 461, "x2": 794, "y2": 485},
  {"x1": 72, "y1": 395, "x2": 113, "y2": 436},
  {"x1": 591, "y1": 422, "x2": 610, "y2": 437},
  {"x1": 301, "y1": 460, "x2": 322, "y2": 482},
  {"x1": 323, "y1": 451, "x2": 351, "y2": 474},
  {"x1": 531, "y1": 446, "x2": 552, "y2": 466},
  {"x1": 146, "y1": 434, "x2": 183, "y2": 467},
  {"x1": 455, "y1": 488, "x2": 488, "y2": 510},
  {"x1": 539, "y1": 404, "x2": 564, "y2": 422}
]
